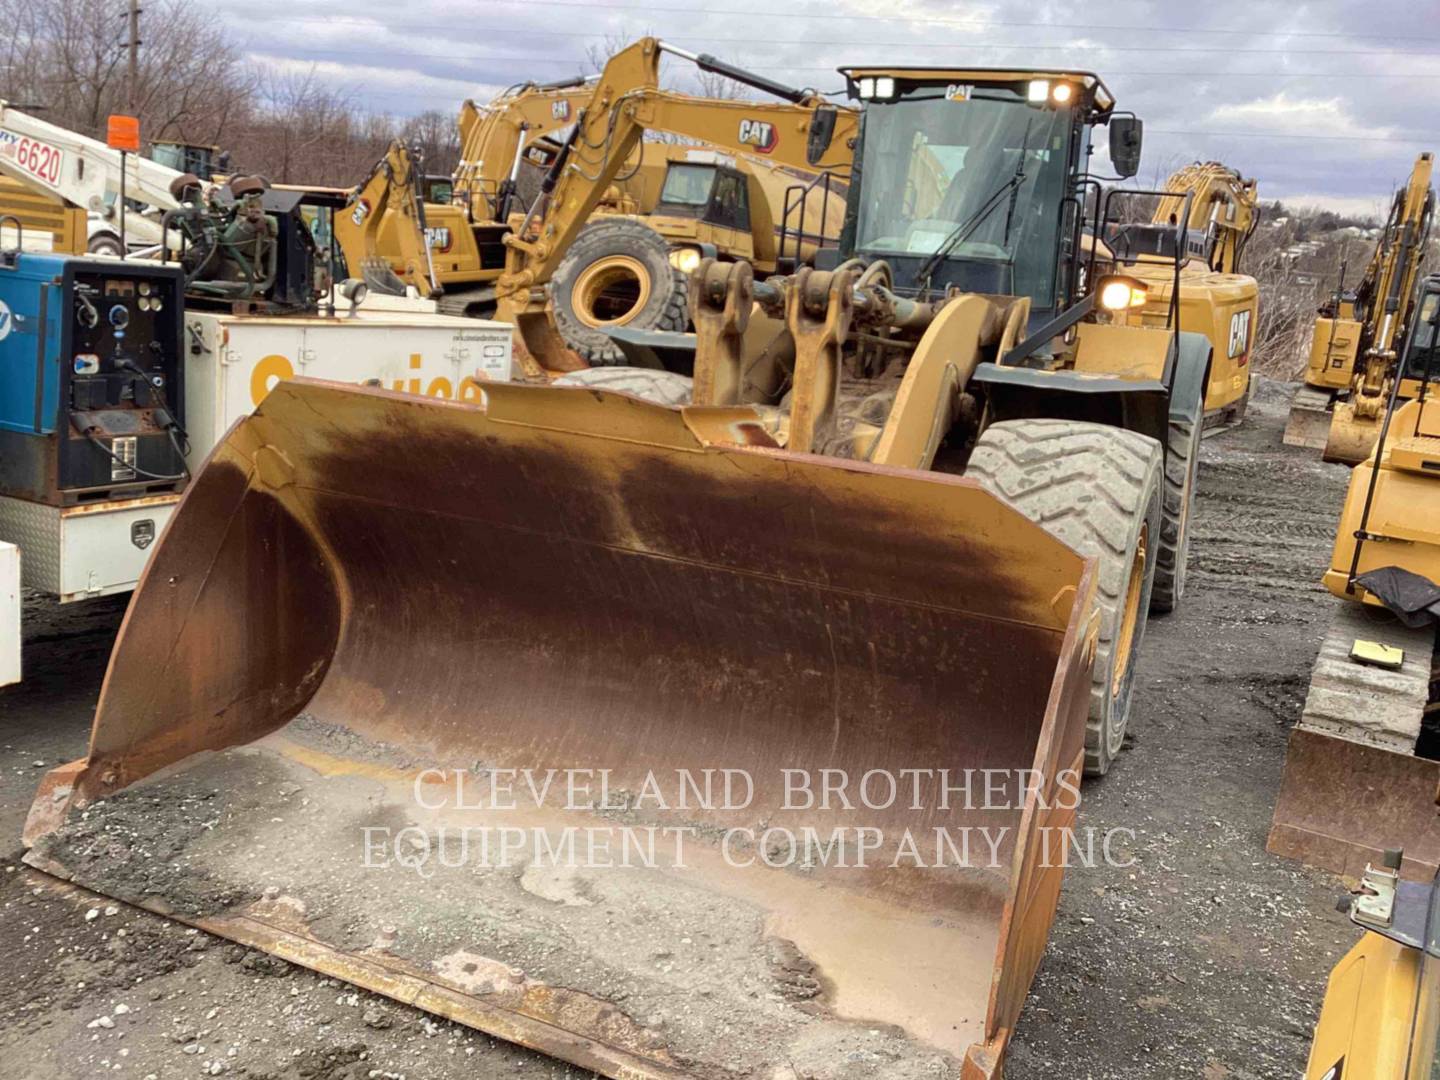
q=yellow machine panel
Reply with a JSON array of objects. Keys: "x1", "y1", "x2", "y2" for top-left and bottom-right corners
[
  {"x1": 1130, "y1": 263, "x2": 1258, "y2": 417},
  {"x1": 0, "y1": 175, "x2": 86, "y2": 254},
  {"x1": 1306, "y1": 932, "x2": 1422, "y2": 1080},
  {"x1": 1323, "y1": 395, "x2": 1440, "y2": 604},
  {"x1": 1308, "y1": 316, "x2": 1363, "y2": 390}
]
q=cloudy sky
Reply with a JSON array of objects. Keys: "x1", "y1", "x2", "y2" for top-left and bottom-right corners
[{"x1": 202, "y1": 0, "x2": 1440, "y2": 216}]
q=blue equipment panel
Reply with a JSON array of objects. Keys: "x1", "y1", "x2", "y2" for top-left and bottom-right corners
[{"x1": 0, "y1": 253, "x2": 185, "y2": 505}]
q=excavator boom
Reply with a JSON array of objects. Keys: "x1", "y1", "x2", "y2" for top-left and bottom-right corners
[
  {"x1": 1286, "y1": 152, "x2": 1435, "y2": 460},
  {"x1": 454, "y1": 78, "x2": 598, "y2": 221},
  {"x1": 1151, "y1": 162, "x2": 1259, "y2": 275},
  {"x1": 336, "y1": 81, "x2": 599, "y2": 300}
]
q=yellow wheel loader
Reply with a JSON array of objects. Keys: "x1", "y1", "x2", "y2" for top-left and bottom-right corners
[
  {"x1": 1271, "y1": 272, "x2": 1440, "y2": 881},
  {"x1": 1286, "y1": 152, "x2": 1435, "y2": 463},
  {"x1": 23, "y1": 62, "x2": 1208, "y2": 1080},
  {"x1": 1109, "y1": 161, "x2": 1261, "y2": 427},
  {"x1": 1305, "y1": 851, "x2": 1440, "y2": 1080}
]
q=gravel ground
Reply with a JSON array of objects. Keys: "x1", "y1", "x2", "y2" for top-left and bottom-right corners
[{"x1": 0, "y1": 379, "x2": 1360, "y2": 1079}]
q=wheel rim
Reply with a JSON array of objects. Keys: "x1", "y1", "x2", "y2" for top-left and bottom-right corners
[
  {"x1": 572, "y1": 255, "x2": 651, "y2": 328},
  {"x1": 1111, "y1": 520, "x2": 1148, "y2": 699}
]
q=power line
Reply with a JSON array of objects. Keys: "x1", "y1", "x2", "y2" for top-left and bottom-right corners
[
  {"x1": 1148, "y1": 127, "x2": 1436, "y2": 145},
  {"x1": 234, "y1": 3, "x2": 1440, "y2": 46},
  {"x1": 233, "y1": 23, "x2": 1440, "y2": 58},
  {"x1": 249, "y1": 43, "x2": 1440, "y2": 81},
  {"x1": 344, "y1": 83, "x2": 1440, "y2": 144}
]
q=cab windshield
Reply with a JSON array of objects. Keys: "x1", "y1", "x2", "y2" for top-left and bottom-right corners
[
  {"x1": 853, "y1": 86, "x2": 1074, "y2": 306},
  {"x1": 660, "y1": 164, "x2": 718, "y2": 208},
  {"x1": 1404, "y1": 289, "x2": 1440, "y2": 382}
]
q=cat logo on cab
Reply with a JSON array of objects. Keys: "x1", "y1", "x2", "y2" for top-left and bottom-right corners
[{"x1": 738, "y1": 119, "x2": 778, "y2": 153}]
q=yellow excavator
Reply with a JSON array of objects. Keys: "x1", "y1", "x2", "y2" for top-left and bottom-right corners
[
  {"x1": 1271, "y1": 271, "x2": 1440, "y2": 882},
  {"x1": 336, "y1": 78, "x2": 597, "y2": 304},
  {"x1": 1285, "y1": 152, "x2": 1435, "y2": 462},
  {"x1": 26, "y1": 55, "x2": 1223, "y2": 1080},
  {"x1": 1112, "y1": 161, "x2": 1260, "y2": 426},
  {"x1": 341, "y1": 51, "x2": 854, "y2": 363}
]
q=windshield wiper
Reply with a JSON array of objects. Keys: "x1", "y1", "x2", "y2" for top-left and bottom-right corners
[{"x1": 915, "y1": 119, "x2": 1035, "y2": 298}]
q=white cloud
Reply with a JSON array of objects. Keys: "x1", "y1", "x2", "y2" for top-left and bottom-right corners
[
  {"x1": 245, "y1": 52, "x2": 500, "y2": 109},
  {"x1": 1205, "y1": 92, "x2": 1394, "y2": 141},
  {"x1": 193, "y1": 0, "x2": 1438, "y2": 202},
  {"x1": 1274, "y1": 193, "x2": 1391, "y2": 219}
]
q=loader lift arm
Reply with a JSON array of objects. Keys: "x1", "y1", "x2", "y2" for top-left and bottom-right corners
[{"x1": 495, "y1": 37, "x2": 856, "y2": 369}]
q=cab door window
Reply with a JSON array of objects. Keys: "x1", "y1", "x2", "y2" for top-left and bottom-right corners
[{"x1": 707, "y1": 171, "x2": 750, "y2": 232}]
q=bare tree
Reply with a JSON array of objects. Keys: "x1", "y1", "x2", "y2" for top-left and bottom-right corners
[
  {"x1": 0, "y1": 0, "x2": 251, "y2": 142},
  {"x1": 401, "y1": 110, "x2": 461, "y2": 177}
]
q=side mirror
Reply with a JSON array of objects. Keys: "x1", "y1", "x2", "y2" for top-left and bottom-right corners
[
  {"x1": 807, "y1": 106, "x2": 838, "y2": 167},
  {"x1": 1109, "y1": 115, "x2": 1143, "y2": 179}
]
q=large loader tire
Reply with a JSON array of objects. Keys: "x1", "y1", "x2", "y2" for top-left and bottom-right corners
[
  {"x1": 966, "y1": 419, "x2": 1164, "y2": 777},
  {"x1": 1150, "y1": 407, "x2": 1203, "y2": 615},
  {"x1": 550, "y1": 219, "x2": 689, "y2": 366},
  {"x1": 553, "y1": 366, "x2": 694, "y2": 406}
]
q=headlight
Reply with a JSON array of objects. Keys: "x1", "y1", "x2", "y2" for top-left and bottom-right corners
[
  {"x1": 1027, "y1": 79, "x2": 1050, "y2": 103},
  {"x1": 1051, "y1": 82, "x2": 1074, "y2": 104},
  {"x1": 668, "y1": 247, "x2": 703, "y2": 274},
  {"x1": 1098, "y1": 275, "x2": 1148, "y2": 311}
]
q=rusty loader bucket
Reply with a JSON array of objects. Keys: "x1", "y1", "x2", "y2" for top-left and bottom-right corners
[{"x1": 24, "y1": 379, "x2": 1097, "y2": 1079}]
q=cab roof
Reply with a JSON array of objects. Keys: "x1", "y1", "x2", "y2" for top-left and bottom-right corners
[{"x1": 838, "y1": 67, "x2": 1115, "y2": 113}]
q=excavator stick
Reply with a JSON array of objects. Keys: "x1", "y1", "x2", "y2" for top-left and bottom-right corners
[{"x1": 23, "y1": 379, "x2": 1097, "y2": 1079}]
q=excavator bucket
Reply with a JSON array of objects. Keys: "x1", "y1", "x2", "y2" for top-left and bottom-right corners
[
  {"x1": 23, "y1": 379, "x2": 1097, "y2": 1079},
  {"x1": 1322, "y1": 401, "x2": 1383, "y2": 465}
]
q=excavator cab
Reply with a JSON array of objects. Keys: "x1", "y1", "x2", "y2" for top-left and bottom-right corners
[{"x1": 149, "y1": 140, "x2": 222, "y2": 182}]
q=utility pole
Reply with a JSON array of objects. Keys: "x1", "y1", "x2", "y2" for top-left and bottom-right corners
[{"x1": 126, "y1": 0, "x2": 140, "y2": 114}]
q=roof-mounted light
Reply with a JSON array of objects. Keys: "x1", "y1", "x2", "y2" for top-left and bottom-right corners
[
  {"x1": 1027, "y1": 79, "x2": 1050, "y2": 103},
  {"x1": 856, "y1": 76, "x2": 897, "y2": 101}
]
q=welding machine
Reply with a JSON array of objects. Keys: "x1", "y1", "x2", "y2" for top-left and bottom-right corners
[{"x1": 0, "y1": 250, "x2": 186, "y2": 600}]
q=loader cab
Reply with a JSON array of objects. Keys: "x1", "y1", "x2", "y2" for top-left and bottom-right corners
[
  {"x1": 655, "y1": 160, "x2": 752, "y2": 235},
  {"x1": 836, "y1": 68, "x2": 1119, "y2": 324},
  {"x1": 421, "y1": 176, "x2": 454, "y2": 205}
]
